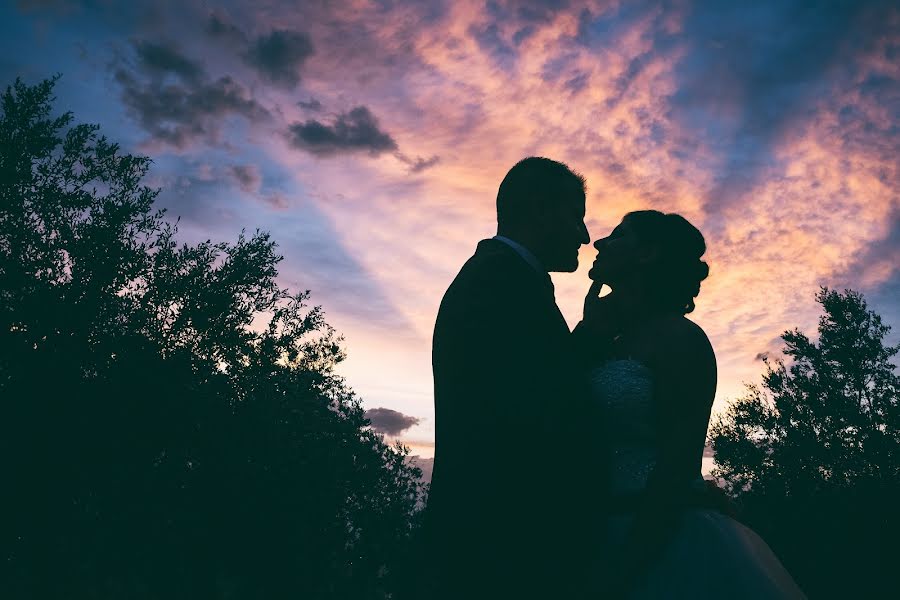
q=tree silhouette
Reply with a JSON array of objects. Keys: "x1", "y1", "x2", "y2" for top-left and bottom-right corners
[
  {"x1": 0, "y1": 76, "x2": 425, "y2": 599},
  {"x1": 710, "y1": 288, "x2": 900, "y2": 598}
]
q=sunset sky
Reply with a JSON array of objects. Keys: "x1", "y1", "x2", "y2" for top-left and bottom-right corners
[{"x1": 4, "y1": 0, "x2": 898, "y2": 465}]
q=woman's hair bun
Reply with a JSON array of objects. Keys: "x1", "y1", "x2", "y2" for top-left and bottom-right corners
[{"x1": 624, "y1": 210, "x2": 710, "y2": 314}]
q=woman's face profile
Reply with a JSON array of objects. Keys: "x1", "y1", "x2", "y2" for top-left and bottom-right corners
[{"x1": 588, "y1": 219, "x2": 643, "y2": 283}]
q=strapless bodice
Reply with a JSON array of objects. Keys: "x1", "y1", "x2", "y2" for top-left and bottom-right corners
[{"x1": 590, "y1": 359, "x2": 659, "y2": 494}]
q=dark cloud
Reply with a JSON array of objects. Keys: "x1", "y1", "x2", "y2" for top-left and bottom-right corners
[
  {"x1": 364, "y1": 407, "x2": 421, "y2": 436},
  {"x1": 133, "y1": 40, "x2": 203, "y2": 82},
  {"x1": 298, "y1": 97, "x2": 323, "y2": 111},
  {"x1": 243, "y1": 29, "x2": 314, "y2": 88},
  {"x1": 286, "y1": 106, "x2": 398, "y2": 157},
  {"x1": 116, "y1": 41, "x2": 269, "y2": 148},
  {"x1": 228, "y1": 164, "x2": 261, "y2": 193},
  {"x1": 396, "y1": 152, "x2": 440, "y2": 174},
  {"x1": 117, "y1": 72, "x2": 269, "y2": 148},
  {"x1": 263, "y1": 192, "x2": 290, "y2": 210},
  {"x1": 206, "y1": 12, "x2": 247, "y2": 44}
]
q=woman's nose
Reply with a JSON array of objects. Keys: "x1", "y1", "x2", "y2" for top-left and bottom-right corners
[{"x1": 593, "y1": 238, "x2": 604, "y2": 250}]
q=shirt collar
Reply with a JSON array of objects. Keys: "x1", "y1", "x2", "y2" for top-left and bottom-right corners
[{"x1": 492, "y1": 235, "x2": 554, "y2": 294}]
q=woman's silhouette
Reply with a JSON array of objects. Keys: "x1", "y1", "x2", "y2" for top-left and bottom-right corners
[{"x1": 577, "y1": 210, "x2": 805, "y2": 598}]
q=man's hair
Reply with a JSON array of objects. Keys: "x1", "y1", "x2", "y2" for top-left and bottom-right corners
[{"x1": 496, "y1": 157, "x2": 586, "y2": 226}]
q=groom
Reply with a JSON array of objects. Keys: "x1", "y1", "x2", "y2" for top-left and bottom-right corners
[{"x1": 423, "y1": 157, "x2": 595, "y2": 599}]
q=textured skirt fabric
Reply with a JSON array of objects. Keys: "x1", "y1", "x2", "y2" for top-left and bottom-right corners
[{"x1": 604, "y1": 509, "x2": 807, "y2": 599}]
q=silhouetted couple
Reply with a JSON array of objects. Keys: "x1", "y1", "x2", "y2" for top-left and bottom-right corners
[{"x1": 419, "y1": 158, "x2": 805, "y2": 599}]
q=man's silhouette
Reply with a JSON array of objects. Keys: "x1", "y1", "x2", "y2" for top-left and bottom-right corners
[{"x1": 422, "y1": 157, "x2": 593, "y2": 599}]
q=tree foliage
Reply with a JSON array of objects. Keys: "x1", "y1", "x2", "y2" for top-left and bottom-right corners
[
  {"x1": 710, "y1": 288, "x2": 900, "y2": 598},
  {"x1": 0, "y1": 76, "x2": 424, "y2": 599}
]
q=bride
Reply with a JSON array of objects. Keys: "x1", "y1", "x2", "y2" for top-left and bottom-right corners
[{"x1": 577, "y1": 210, "x2": 805, "y2": 599}]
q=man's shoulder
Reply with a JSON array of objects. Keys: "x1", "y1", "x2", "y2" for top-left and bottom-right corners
[
  {"x1": 450, "y1": 239, "x2": 534, "y2": 292},
  {"x1": 437, "y1": 240, "x2": 536, "y2": 322},
  {"x1": 463, "y1": 238, "x2": 522, "y2": 272}
]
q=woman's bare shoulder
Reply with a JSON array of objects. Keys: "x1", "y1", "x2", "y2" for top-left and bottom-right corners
[{"x1": 639, "y1": 315, "x2": 715, "y2": 370}]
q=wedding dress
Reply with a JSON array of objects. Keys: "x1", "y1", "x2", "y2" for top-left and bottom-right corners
[{"x1": 591, "y1": 359, "x2": 806, "y2": 599}]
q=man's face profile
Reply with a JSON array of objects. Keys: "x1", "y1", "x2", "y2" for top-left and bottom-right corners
[{"x1": 539, "y1": 191, "x2": 589, "y2": 273}]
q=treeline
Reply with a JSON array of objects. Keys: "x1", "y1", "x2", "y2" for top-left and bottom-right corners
[{"x1": 0, "y1": 77, "x2": 424, "y2": 599}]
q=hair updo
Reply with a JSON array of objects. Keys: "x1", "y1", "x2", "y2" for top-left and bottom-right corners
[{"x1": 623, "y1": 210, "x2": 709, "y2": 314}]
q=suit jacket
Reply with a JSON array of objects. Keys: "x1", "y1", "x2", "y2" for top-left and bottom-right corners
[{"x1": 421, "y1": 238, "x2": 596, "y2": 599}]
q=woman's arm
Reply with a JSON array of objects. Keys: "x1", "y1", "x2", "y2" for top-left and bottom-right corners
[{"x1": 646, "y1": 319, "x2": 716, "y2": 496}]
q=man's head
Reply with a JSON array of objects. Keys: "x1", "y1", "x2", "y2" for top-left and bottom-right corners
[{"x1": 496, "y1": 157, "x2": 590, "y2": 272}]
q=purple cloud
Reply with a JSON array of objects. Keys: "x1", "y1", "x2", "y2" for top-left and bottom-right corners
[
  {"x1": 228, "y1": 164, "x2": 262, "y2": 193},
  {"x1": 365, "y1": 407, "x2": 421, "y2": 436},
  {"x1": 115, "y1": 41, "x2": 269, "y2": 149},
  {"x1": 243, "y1": 29, "x2": 314, "y2": 88},
  {"x1": 286, "y1": 106, "x2": 398, "y2": 157}
]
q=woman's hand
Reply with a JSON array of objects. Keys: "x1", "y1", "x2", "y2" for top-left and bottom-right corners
[{"x1": 583, "y1": 280, "x2": 605, "y2": 322}]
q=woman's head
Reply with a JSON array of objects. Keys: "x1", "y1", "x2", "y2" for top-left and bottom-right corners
[{"x1": 589, "y1": 210, "x2": 709, "y2": 314}]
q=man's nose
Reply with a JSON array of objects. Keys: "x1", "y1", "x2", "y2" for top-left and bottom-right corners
[{"x1": 579, "y1": 222, "x2": 590, "y2": 245}]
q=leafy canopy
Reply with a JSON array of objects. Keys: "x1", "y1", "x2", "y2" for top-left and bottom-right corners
[
  {"x1": 710, "y1": 287, "x2": 899, "y2": 494},
  {"x1": 709, "y1": 287, "x2": 899, "y2": 598},
  {"x1": 0, "y1": 76, "x2": 424, "y2": 599}
]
